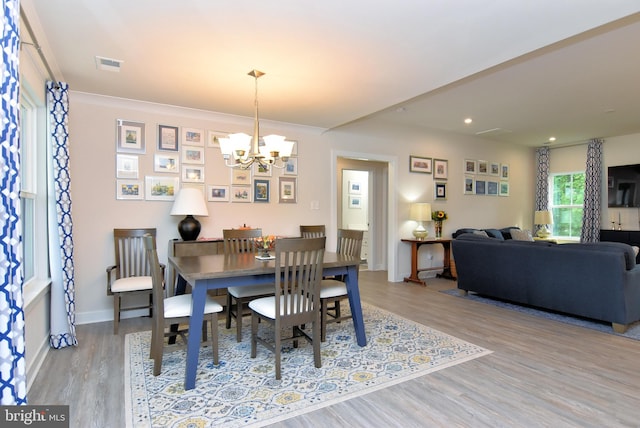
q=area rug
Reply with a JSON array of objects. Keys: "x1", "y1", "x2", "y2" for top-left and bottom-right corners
[
  {"x1": 124, "y1": 302, "x2": 491, "y2": 427},
  {"x1": 440, "y1": 288, "x2": 640, "y2": 340}
]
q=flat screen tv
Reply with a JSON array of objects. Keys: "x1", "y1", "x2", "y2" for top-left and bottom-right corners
[{"x1": 608, "y1": 164, "x2": 640, "y2": 207}]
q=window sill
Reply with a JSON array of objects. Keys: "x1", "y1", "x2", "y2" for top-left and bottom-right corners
[{"x1": 23, "y1": 278, "x2": 51, "y2": 309}]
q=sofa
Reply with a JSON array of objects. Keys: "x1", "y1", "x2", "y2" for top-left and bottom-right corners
[{"x1": 451, "y1": 233, "x2": 640, "y2": 332}]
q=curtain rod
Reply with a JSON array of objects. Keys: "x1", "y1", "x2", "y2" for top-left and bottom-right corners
[
  {"x1": 20, "y1": 6, "x2": 57, "y2": 83},
  {"x1": 542, "y1": 139, "x2": 604, "y2": 150}
]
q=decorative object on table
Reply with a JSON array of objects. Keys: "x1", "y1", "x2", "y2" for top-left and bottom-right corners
[
  {"x1": 170, "y1": 187, "x2": 209, "y2": 241},
  {"x1": 534, "y1": 210, "x2": 553, "y2": 238},
  {"x1": 125, "y1": 303, "x2": 491, "y2": 428},
  {"x1": 219, "y1": 70, "x2": 294, "y2": 170},
  {"x1": 432, "y1": 210, "x2": 448, "y2": 239},
  {"x1": 410, "y1": 202, "x2": 432, "y2": 239},
  {"x1": 254, "y1": 234, "x2": 276, "y2": 257}
]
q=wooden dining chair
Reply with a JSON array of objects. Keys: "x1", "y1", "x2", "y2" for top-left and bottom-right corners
[
  {"x1": 300, "y1": 225, "x2": 326, "y2": 238},
  {"x1": 319, "y1": 229, "x2": 363, "y2": 341},
  {"x1": 249, "y1": 236, "x2": 326, "y2": 379},
  {"x1": 224, "y1": 228, "x2": 275, "y2": 342},
  {"x1": 107, "y1": 228, "x2": 163, "y2": 334},
  {"x1": 144, "y1": 234, "x2": 223, "y2": 376}
]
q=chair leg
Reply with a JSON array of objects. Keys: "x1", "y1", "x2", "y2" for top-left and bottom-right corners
[
  {"x1": 211, "y1": 313, "x2": 219, "y2": 365},
  {"x1": 152, "y1": 324, "x2": 164, "y2": 376},
  {"x1": 113, "y1": 295, "x2": 120, "y2": 335},
  {"x1": 275, "y1": 324, "x2": 282, "y2": 380},
  {"x1": 235, "y1": 297, "x2": 244, "y2": 342},
  {"x1": 320, "y1": 299, "x2": 328, "y2": 342},
  {"x1": 225, "y1": 293, "x2": 233, "y2": 329},
  {"x1": 250, "y1": 313, "x2": 258, "y2": 358},
  {"x1": 313, "y1": 315, "x2": 322, "y2": 369},
  {"x1": 334, "y1": 300, "x2": 341, "y2": 322}
]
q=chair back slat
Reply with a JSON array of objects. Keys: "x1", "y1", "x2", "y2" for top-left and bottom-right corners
[
  {"x1": 223, "y1": 228, "x2": 262, "y2": 254},
  {"x1": 336, "y1": 229, "x2": 364, "y2": 259},
  {"x1": 300, "y1": 225, "x2": 326, "y2": 238},
  {"x1": 143, "y1": 234, "x2": 165, "y2": 322},
  {"x1": 275, "y1": 237, "x2": 326, "y2": 324},
  {"x1": 113, "y1": 228, "x2": 156, "y2": 279}
]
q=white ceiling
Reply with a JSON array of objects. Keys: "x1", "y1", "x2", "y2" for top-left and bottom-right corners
[{"x1": 21, "y1": 0, "x2": 640, "y2": 147}]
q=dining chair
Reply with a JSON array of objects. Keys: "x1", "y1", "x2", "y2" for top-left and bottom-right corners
[
  {"x1": 224, "y1": 228, "x2": 275, "y2": 342},
  {"x1": 249, "y1": 236, "x2": 326, "y2": 379},
  {"x1": 143, "y1": 234, "x2": 223, "y2": 376},
  {"x1": 319, "y1": 229, "x2": 363, "y2": 341},
  {"x1": 300, "y1": 225, "x2": 326, "y2": 238},
  {"x1": 107, "y1": 228, "x2": 163, "y2": 334}
]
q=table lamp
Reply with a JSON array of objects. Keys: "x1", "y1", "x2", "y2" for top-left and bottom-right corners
[
  {"x1": 410, "y1": 202, "x2": 432, "y2": 239},
  {"x1": 170, "y1": 188, "x2": 209, "y2": 241},
  {"x1": 534, "y1": 210, "x2": 553, "y2": 239}
]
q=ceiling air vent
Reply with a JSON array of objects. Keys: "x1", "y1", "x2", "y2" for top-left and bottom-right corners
[
  {"x1": 475, "y1": 128, "x2": 512, "y2": 136},
  {"x1": 95, "y1": 56, "x2": 123, "y2": 72}
]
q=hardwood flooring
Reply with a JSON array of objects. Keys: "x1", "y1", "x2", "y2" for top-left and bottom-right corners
[{"x1": 28, "y1": 271, "x2": 640, "y2": 427}]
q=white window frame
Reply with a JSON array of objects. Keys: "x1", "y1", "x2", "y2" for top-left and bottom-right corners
[{"x1": 549, "y1": 171, "x2": 585, "y2": 240}]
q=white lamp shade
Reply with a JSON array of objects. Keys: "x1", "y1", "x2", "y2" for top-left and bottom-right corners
[
  {"x1": 170, "y1": 188, "x2": 209, "y2": 217},
  {"x1": 220, "y1": 133, "x2": 251, "y2": 159},
  {"x1": 534, "y1": 210, "x2": 553, "y2": 225},
  {"x1": 410, "y1": 203, "x2": 432, "y2": 222}
]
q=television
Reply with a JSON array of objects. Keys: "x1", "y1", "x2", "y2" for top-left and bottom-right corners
[{"x1": 608, "y1": 164, "x2": 640, "y2": 207}]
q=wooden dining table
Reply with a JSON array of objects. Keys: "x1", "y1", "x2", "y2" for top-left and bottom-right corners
[{"x1": 169, "y1": 251, "x2": 367, "y2": 390}]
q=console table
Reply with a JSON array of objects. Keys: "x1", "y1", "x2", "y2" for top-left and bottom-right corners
[
  {"x1": 599, "y1": 229, "x2": 640, "y2": 263},
  {"x1": 401, "y1": 238, "x2": 455, "y2": 286}
]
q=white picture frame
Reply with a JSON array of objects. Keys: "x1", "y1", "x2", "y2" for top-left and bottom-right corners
[
  {"x1": 116, "y1": 179, "x2": 144, "y2": 200},
  {"x1": 182, "y1": 165, "x2": 205, "y2": 183},
  {"x1": 207, "y1": 185, "x2": 230, "y2": 202},
  {"x1": 116, "y1": 154, "x2": 139, "y2": 179},
  {"x1": 181, "y1": 127, "x2": 204, "y2": 146},
  {"x1": 145, "y1": 176, "x2": 179, "y2": 201},
  {"x1": 154, "y1": 153, "x2": 179, "y2": 173}
]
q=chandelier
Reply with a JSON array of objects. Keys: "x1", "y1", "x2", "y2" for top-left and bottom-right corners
[{"x1": 219, "y1": 70, "x2": 294, "y2": 169}]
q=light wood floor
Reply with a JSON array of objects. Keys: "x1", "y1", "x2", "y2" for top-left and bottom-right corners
[{"x1": 29, "y1": 271, "x2": 640, "y2": 427}]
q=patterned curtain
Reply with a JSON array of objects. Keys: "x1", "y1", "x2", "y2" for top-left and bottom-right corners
[
  {"x1": 0, "y1": 0, "x2": 27, "y2": 405},
  {"x1": 581, "y1": 139, "x2": 603, "y2": 243},
  {"x1": 47, "y1": 81, "x2": 78, "y2": 348},
  {"x1": 535, "y1": 147, "x2": 551, "y2": 234}
]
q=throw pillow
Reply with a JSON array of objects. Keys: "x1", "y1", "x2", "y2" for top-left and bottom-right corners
[
  {"x1": 634, "y1": 246, "x2": 640, "y2": 257},
  {"x1": 472, "y1": 230, "x2": 489, "y2": 237},
  {"x1": 510, "y1": 228, "x2": 534, "y2": 241}
]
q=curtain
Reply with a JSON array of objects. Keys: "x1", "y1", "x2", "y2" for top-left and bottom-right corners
[
  {"x1": 581, "y1": 139, "x2": 603, "y2": 243},
  {"x1": 535, "y1": 147, "x2": 551, "y2": 234},
  {"x1": 47, "y1": 81, "x2": 78, "y2": 348},
  {"x1": 0, "y1": 0, "x2": 27, "y2": 405}
]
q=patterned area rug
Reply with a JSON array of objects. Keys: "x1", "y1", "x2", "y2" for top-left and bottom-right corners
[
  {"x1": 440, "y1": 288, "x2": 640, "y2": 340},
  {"x1": 124, "y1": 303, "x2": 491, "y2": 427}
]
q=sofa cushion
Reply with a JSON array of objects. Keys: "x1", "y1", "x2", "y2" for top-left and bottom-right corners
[
  {"x1": 500, "y1": 227, "x2": 520, "y2": 240},
  {"x1": 562, "y1": 242, "x2": 636, "y2": 270},
  {"x1": 453, "y1": 228, "x2": 506, "y2": 239},
  {"x1": 510, "y1": 228, "x2": 534, "y2": 241},
  {"x1": 472, "y1": 230, "x2": 489, "y2": 237},
  {"x1": 483, "y1": 228, "x2": 505, "y2": 240}
]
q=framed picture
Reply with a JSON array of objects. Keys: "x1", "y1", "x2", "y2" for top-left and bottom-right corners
[
  {"x1": 477, "y1": 160, "x2": 488, "y2": 175},
  {"x1": 182, "y1": 165, "x2": 205, "y2": 183},
  {"x1": 489, "y1": 162, "x2": 500, "y2": 176},
  {"x1": 116, "y1": 119, "x2": 145, "y2": 153},
  {"x1": 254, "y1": 179, "x2": 270, "y2": 203},
  {"x1": 433, "y1": 159, "x2": 448, "y2": 180},
  {"x1": 464, "y1": 159, "x2": 477, "y2": 174},
  {"x1": 349, "y1": 180, "x2": 361, "y2": 195},
  {"x1": 182, "y1": 127, "x2": 204, "y2": 146},
  {"x1": 181, "y1": 145, "x2": 205, "y2": 164},
  {"x1": 158, "y1": 125, "x2": 179, "y2": 151},
  {"x1": 288, "y1": 140, "x2": 298, "y2": 156},
  {"x1": 475, "y1": 179, "x2": 486, "y2": 195},
  {"x1": 279, "y1": 176, "x2": 297, "y2": 203},
  {"x1": 349, "y1": 196, "x2": 362, "y2": 208},
  {"x1": 145, "y1": 176, "x2": 178, "y2": 201},
  {"x1": 231, "y1": 168, "x2": 251, "y2": 185},
  {"x1": 434, "y1": 181, "x2": 447, "y2": 200},
  {"x1": 207, "y1": 130, "x2": 227, "y2": 148},
  {"x1": 116, "y1": 179, "x2": 143, "y2": 200},
  {"x1": 116, "y1": 154, "x2": 139, "y2": 179},
  {"x1": 154, "y1": 153, "x2": 179, "y2": 173},
  {"x1": 283, "y1": 157, "x2": 298, "y2": 176},
  {"x1": 501, "y1": 163, "x2": 510, "y2": 180},
  {"x1": 464, "y1": 175, "x2": 475, "y2": 195},
  {"x1": 253, "y1": 162, "x2": 272, "y2": 177},
  {"x1": 499, "y1": 181, "x2": 510, "y2": 196},
  {"x1": 231, "y1": 185, "x2": 251, "y2": 202},
  {"x1": 487, "y1": 180, "x2": 499, "y2": 195},
  {"x1": 409, "y1": 155, "x2": 432, "y2": 173},
  {"x1": 207, "y1": 185, "x2": 229, "y2": 202}
]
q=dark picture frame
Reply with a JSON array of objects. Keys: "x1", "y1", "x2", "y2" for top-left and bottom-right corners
[
  {"x1": 158, "y1": 125, "x2": 179, "y2": 151},
  {"x1": 409, "y1": 155, "x2": 432, "y2": 173},
  {"x1": 254, "y1": 179, "x2": 270, "y2": 203}
]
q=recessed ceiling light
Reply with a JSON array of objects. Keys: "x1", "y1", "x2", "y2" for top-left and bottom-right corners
[
  {"x1": 548, "y1": 137, "x2": 556, "y2": 142},
  {"x1": 464, "y1": 118, "x2": 472, "y2": 124},
  {"x1": 395, "y1": 107, "x2": 406, "y2": 113}
]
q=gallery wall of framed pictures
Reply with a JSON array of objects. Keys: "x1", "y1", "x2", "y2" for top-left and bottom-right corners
[
  {"x1": 463, "y1": 158, "x2": 509, "y2": 197},
  {"x1": 114, "y1": 118, "x2": 298, "y2": 204},
  {"x1": 409, "y1": 154, "x2": 449, "y2": 201}
]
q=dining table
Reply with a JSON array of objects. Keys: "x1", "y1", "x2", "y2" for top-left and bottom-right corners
[{"x1": 169, "y1": 250, "x2": 367, "y2": 390}]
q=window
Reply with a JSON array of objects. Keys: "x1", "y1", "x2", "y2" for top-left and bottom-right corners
[
  {"x1": 20, "y1": 98, "x2": 36, "y2": 282},
  {"x1": 550, "y1": 172, "x2": 585, "y2": 239}
]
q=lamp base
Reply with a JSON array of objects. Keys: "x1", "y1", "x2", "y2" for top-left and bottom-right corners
[
  {"x1": 536, "y1": 226, "x2": 551, "y2": 239},
  {"x1": 412, "y1": 225, "x2": 428, "y2": 240},
  {"x1": 178, "y1": 215, "x2": 201, "y2": 241}
]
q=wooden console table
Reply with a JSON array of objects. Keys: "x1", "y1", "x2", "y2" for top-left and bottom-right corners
[{"x1": 401, "y1": 238, "x2": 455, "y2": 286}]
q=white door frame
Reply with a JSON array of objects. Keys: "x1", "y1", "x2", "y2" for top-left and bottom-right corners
[{"x1": 331, "y1": 149, "x2": 398, "y2": 282}]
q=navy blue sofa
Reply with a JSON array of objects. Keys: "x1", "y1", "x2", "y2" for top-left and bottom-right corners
[{"x1": 451, "y1": 233, "x2": 640, "y2": 332}]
